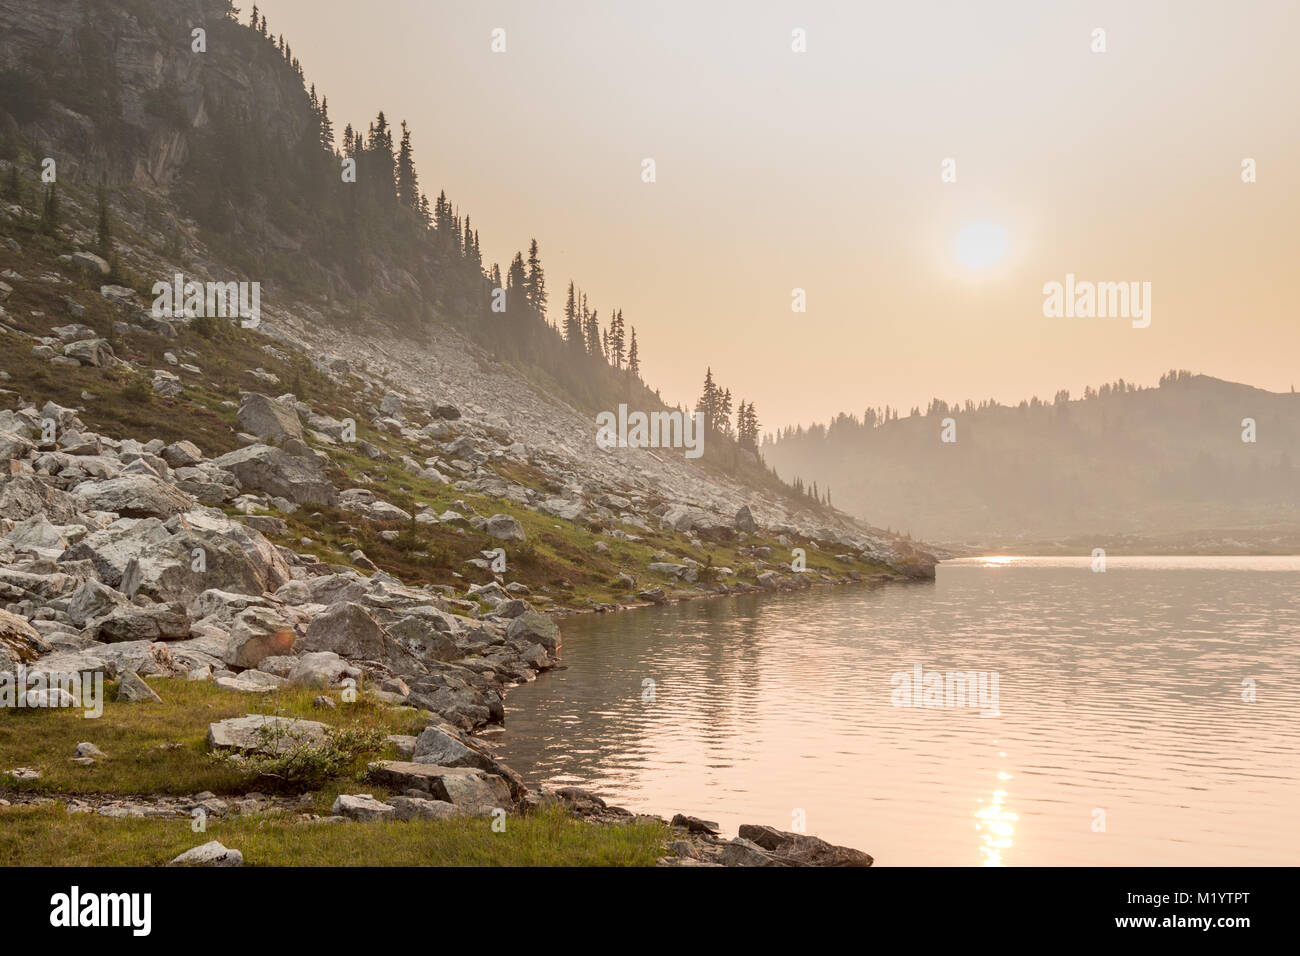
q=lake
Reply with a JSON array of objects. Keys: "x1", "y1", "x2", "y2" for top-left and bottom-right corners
[{"x1": 492, "y1": 556, "x2": 1300, "y2": 865}]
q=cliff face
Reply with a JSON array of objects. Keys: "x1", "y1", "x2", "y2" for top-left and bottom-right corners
[{"x1": 0, "y1": 0, "x2": 308, "y2": 189}]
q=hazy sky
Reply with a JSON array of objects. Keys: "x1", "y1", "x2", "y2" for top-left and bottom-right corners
[{"x1": 256, "y1": 0, "x2": 1300, "y2": 431}]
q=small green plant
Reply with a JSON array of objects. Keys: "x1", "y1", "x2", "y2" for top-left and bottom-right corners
[
  {"x1": 210, "y1": 720, "x2": 386, "y2": 791},
  {"x1": 192, "y1": 313, "x2": 220, "y2": 339},
  {"x1": 120, "y1": 374, "x2": 153, "y2": 404}
]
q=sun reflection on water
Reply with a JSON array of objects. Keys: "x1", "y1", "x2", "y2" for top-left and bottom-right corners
[{"x1": 975, "y1": 750, "x2": 1019, "y2": 866}]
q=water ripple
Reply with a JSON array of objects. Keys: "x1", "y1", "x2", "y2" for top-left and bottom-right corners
[{"x1": 494, "y1": 557, "x2": 1300, "y2": 865}]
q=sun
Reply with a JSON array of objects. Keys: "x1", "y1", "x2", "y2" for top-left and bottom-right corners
[{"x1": 953, "y1": 221, "x2": 1010, "y2": 271}]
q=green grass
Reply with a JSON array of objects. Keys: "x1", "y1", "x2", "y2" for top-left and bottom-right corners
[
  {"x1": 0, "y1": 678, "x2": 425, "y2": 799},
  {"x1": 0, "y1": 803, "x2": 667, "y2": 866}
]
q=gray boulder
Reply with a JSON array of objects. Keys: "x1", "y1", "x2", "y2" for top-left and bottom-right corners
[
  {"x1": 484, "y1": 514, "x2": 525, "y2": 542},
  {"x1": 300, "y1": 602, "x2": 422, "y2": 671},
  {"x1": 116, "y1": 671, "x2": 163, "y2": 703},
  {"x1": 62, "y1": 338, "x2": 116, "y2": 368},
  {"x1": 386, "y1": 796, "x2": 462, "y2": 821},
  {"x1": 72, "y1": 475, "x2": 193, "y2": 518},
  {"x1": 332, "y1": 793, "x2": 395, "y2": 822},
  {"x1": 91, "y1": 603, "x2": 191, "y2": 643},
  {"x1": 168, "y1": 841, "x2": 243, "y2": 867},
  {"x1": 237, "y1": 393, "x2": 303, "y2": 443},
  {"x1": 737, "y1": 824, "x2": 874, "y2": 866},
  {"x1": 206, "y1": 714, "x2": 329, "y2": 753},
  {"x1": 161, "y1": 441, "x2": 203, "y2": 468},
  {"x1": 286, "y1": 651, "x2": 359, "y2": 688},
  {"x1": 505, "y1": 609, "x2": 560, "y2": 652},
  {"x1": 735, "y1": 505, "x2": 758, "y2": 533},
  {"x1": 223, "y1": 608, "x2": 296, "y2": 668},
  {"x1": 211, "y1": 444, "x2": 336, "y2": 506}
]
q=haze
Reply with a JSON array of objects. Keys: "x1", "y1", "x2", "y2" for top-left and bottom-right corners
[{"x1": 256, "y1": 0, "x2": 1300, "y2": 430}]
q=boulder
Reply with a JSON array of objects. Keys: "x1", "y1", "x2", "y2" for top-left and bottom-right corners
[
  {"x1": 72, "y1": 475, "x2": 193, "y2": 518},
  {"x1": 484, "y1": 514, "x2": 525, "y2": 542},
  {"x1": 737, "y1": 824, "x2": 874, "y2": 867},
  {"x1": 412, "y1": 726, "x2": 496, "y2": 771},
  {"x1": 386, "y1": 796, "x2": 463, "y2": 821},
  {"x1": 366, "y1": 761, "x2": 512, "y2": 814},
  {"x1": 214, "y1": 670, "x2": 283, "y2": 693},
  {"x1": 223, "y1": 607, "x2": 296, "y2": 668},
  {"x1": 286, "y1": 651, "x2": 359, "y2": 688},
  {"x1": 62, "y1": 337, "x2": 115, "y2": 368},
  {"x1": 116, "y1": 671, "x2": 163, "y2": 703},
  {"x1": 206, "y1": 714, "x2": 329, "y2": 754},
  {"x1": 3, "y1": 514, "x2": 72, "y2": 558},
  {"x1": 0, "y1": 430, "x2": 36, "y2": 462},
  {"x1": 0, "y1": 475, "x2": 84, "y2": 523},
  {"x1": 0, "y1": 608, "x2": 50, "y2": 670},
  {"x1": 67, "y1": 578, "x2": 130, "y2": 627},
  {"x1": 161, "y1": 441, "x2": 203, "y2": 468},
  {"x1": 717, "y1": 837, "x2": 776, "y2": 867},
  {"x1": 168, "y1": 841, "x2": 243, "y2": 867},
  {"x1": 385, "y1": 614, "x2": 460, "y2": 664},
  {"x1": 300, "y1": 602, "x2": 422, "y2": 671},
  {"x1": 59, "y1": 518, "x2": 173, "y2": 588},
  {"x1": 337, "y1": 488, "x2": 412, "y2": 522},
  {"x1": 735, "y1": 504, "x2": 758, "y2": 533},
  {"x1": 151, "y1": 370, "x2": 183, "y2": 397},
  {"x1": 92, "y1": 603, "x2": 191, "y2": 643},
  {"x1": 660, "y1": 505, "x2": 711, "y2": 533},
  {"x1": 70, "y1": 251, "x2": 111, "y2": 277},
  {"x1": 332, "y1": 793, "x2": 395, "y2": 822},
  {"x1": 505, "y1": 609, "x2": 560, "y2": 653},
  {"x1": 211, "y1": 444, "x2": 336, "y2": 506},
  {"x1": 237, "y1": 393, "x2": 304, "y2": 442}
]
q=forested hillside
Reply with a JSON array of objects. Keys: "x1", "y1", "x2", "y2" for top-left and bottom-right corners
[{"x1": 765, "y1": 372, "x2": 1300, "y2": 548}]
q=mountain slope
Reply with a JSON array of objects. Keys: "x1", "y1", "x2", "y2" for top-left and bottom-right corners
[
  {"x1": 0, "y1": 0, "x2": 935, "y2": 585},
  {"x1": 764, "y1": 373, "x2": 1300, "y2": 549}
]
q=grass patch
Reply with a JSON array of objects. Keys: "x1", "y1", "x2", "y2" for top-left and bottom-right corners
[
  {"x1": 0, "y1": 803, "x2": 667, "y2": 866},
  {"x1": 0, "y1": 679, "x2": 425, "y2": 798}
]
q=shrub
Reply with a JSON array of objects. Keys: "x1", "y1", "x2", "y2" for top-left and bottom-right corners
[
  {"x1": 120, "y1": 374, "x2": 153, "y2": 404},
  {"x1": 210, "y1": 721, "x2": 386, "y2": 791}
]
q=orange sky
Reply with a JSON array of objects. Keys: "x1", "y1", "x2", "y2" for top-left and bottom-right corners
[{"x1": 255, "y1": 0, "x2": 1300, "y2": 430}]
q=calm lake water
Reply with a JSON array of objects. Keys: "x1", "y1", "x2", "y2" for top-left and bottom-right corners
[{"x1": 493, "y1": 556, "x2": 1300, "y2": 865}]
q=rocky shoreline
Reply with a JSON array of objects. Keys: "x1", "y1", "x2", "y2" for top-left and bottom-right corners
[{"x1": 0, "y1": 385, "x2": 896, "y2": 865}]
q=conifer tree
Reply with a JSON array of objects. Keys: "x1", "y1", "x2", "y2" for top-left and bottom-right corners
[
  {"x1": 607, "y1": 309, "x2": 624, "y2": 369},
  {"x1": 563, "y1": 282, "x2": 583, "y2": 349},
  {"x1": 719, "y1": 388, "x2": 734, "y2": 437},
  {"x1": 507, "y1": 252, "x2": 527, "y2": 299},
  {"x1": 319, "y1": 97, "x2": 334, "y2": 153},
  {"x1": 627, "y1": 327, "x2": 640, "y2": 378},
  {"x1": 697, "y1": 368, "x2": 719, "y2": 433},
  {"x1": 367, "y1": 112, "x2": 396, "y2": 202},
  {"x1": 524, "y1": 239, "x2": 546, "y2": 317},
  {"x1": 396, "y1": 120, "x2": 419, "y2": 209}
]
